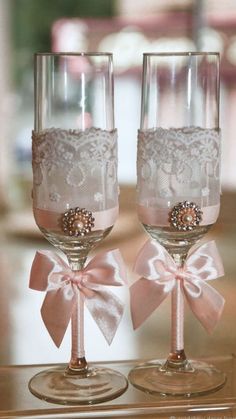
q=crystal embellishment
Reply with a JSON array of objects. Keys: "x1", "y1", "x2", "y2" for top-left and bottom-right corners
[
  {"x1": 61, "y1": 207, "x2": 95, "y2": 237},
  {"x1": 169, "y1": 201, "x2": 203, "y2": 231}
]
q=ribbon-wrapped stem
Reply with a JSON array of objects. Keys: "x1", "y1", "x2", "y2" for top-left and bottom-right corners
[
  {"x1": 164, "y1": 252, "x2": 190, "y2": 372},
  {"x1": 67, "y1": 257, "x2": 88, "y2": 374}
]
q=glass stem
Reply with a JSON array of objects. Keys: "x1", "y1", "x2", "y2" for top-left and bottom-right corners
[
  {"x1": 163, "y1": 252, "x2": 193, "y2": 372},
  {"x1": 67, "y1": 256, "x2": 88, "y2": 374},
  {"x1": 171, "y1": 278, "x2": 184, "y2": 354}
]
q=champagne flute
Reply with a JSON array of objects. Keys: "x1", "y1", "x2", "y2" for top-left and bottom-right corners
[
  {"x1": 129, "y1": 52, "x2": 226, "y2": 396},
  {"x1": 29, "y1": 53, "x2": 128, "y2": 404}
]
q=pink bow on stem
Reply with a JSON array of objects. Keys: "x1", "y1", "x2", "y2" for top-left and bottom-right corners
[
  {"x1": 29, "y1": 249, "x2": 127, "y2": 347},
  {"x1": 130, "y1": 240, "x2": 225, "y2": 333}
]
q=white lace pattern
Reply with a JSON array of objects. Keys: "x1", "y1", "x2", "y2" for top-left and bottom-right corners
[
  {"x1": 137, "y1": 127, "x2": 221, "y2": 208},
  {"x1": 32, "y1": 127, "x2": 118, "y2": 212}
]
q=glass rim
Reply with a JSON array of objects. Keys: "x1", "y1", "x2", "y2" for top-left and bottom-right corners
[
  {"x1": 143, "y1": 51, "x2": 220, "y2": 57},
  {"x1": 34, "y1": 52, "x2": 113, "y2": 57}
]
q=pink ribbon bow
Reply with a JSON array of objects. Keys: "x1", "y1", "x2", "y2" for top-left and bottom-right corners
[
  {"x1": 130, "y1": 240, "x2": 225, "y2": 333},
  {"x1": 29, "y1": 249, "x2": 127, "y2": 347}
]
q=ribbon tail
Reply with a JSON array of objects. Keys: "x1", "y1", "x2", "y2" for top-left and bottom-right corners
[
  {"x1": 183, "y1": 280, "x2": 225, "y2": 334},
  {"x1": 130, "y1": 278, "x2": 172, "y2": 329},
  {"x1": 85, "y1": 290, "x2": 124, "y2": 345},
  {"x1": 41, "y1": 289, "x2": 77, "y2": 347}
]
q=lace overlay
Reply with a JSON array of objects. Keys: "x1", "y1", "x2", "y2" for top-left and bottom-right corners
[
  {"x1": 137, "y1": 127, "x2": 221, "y2": 208},
  {"x1": 32, "y1": 127, "x2": 118, "y2": 212}
]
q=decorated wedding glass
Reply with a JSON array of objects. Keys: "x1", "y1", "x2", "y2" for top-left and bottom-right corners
[
  {"x1": 129, "y1": 52, "x2": 226, "y2": 396},
  {"x1": 29, "y1": 53, "x2": 128, "y2": 404}
]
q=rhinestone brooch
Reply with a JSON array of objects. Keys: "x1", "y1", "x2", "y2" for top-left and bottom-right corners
[
  {"x1": 61, "y1": 207, "x2": 95, "y2": 237},
  {"x1": 169, "y1": 201, "x2": 203, "y2": 231}
]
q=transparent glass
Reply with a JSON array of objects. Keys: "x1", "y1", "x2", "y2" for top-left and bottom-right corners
[
  {"x1": 0, "y1": 356, "x2": 235, "y2": 416},
  {"x1": 29, "y1": 53, "x2": 128, "y2": 404},
  {"x1": 129, "y1": 52, "x2": 226, "y2": 396}
]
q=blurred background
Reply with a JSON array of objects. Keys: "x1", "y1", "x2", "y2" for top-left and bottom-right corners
[{"x1": 0, "y1": 0, "x2": 236, "y2": 367}]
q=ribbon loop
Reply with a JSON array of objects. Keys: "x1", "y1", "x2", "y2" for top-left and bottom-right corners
[
  {"x1": 130, "y1": 240, "x2": 225, "y2": 332},
  {"x1": 30, "y1": 249, "x2": 127, "y2": 347}
]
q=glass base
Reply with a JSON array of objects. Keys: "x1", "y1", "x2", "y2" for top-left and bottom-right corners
[
  {"x1": 29, "y1": 365, "x2": 128, "y2": 405},
  {"x1": 128, "y1": 359, "x2": 226, "y2": 397}
]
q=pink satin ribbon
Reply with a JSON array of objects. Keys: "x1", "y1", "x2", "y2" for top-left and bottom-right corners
[
  {"x1": 130, "y1": 240, "x2": 225, "y2": 333},
  {"x1": 137, "y1": 204, "x2": 220, "y2": 226},
  {"x1": 29, "y1": 249, "x2": 127, "y2": 347},
  {"x1": 33, "y1": 206, "x2": 119, "y2": 231}
]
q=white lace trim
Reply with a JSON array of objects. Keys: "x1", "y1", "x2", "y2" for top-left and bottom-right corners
[
  {"x1": 137, "y1": 126, "x2": 221, "y2": 206},
  {"x1": 32, "y1": 127, "x2": 118, "y2": 211}
]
